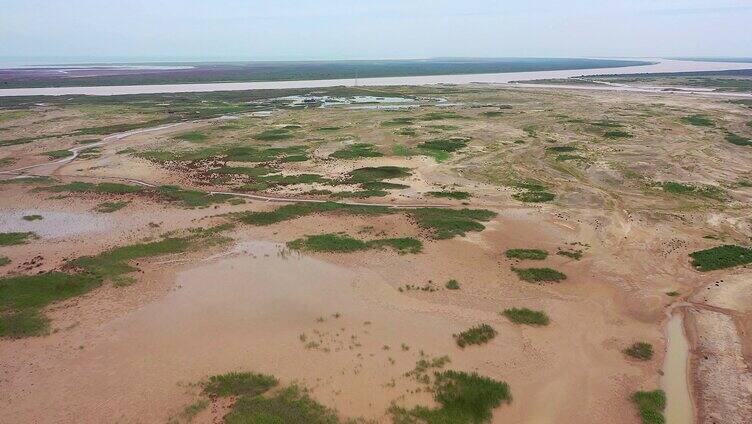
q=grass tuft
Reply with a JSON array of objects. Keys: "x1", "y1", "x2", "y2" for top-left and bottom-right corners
[
  {"x1": 624, "y1": 342, "x2": 654, "y2": 361},
  {"x1": 454, "y1": 324, "x2": 497, "y2": 348},
  {"x1": 203, "y1": 372, "x2": 278, "y2": 397},
  {"x1": 0, "y1": 232, "x2": 35, "y2": 246},
  {"x1": 502, "y1": 308, "x2": 550, "y2": 326},
  {"x1": 511, "y1": 267, "x2": 566, "y2": 283},
  {"x1": 505, "y1": 249, "x2": 548, "y2": 260},
  {"x1": 631, "y1": 390, "x2": 666, "y2": 424}
]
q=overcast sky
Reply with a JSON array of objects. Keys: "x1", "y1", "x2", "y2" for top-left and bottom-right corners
[{"x1": 1, "y1": 0, "x2": 751, "y2": 64}]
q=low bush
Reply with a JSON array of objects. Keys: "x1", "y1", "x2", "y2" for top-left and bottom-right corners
[{"x1": 454, "y1": 324, "x2": 497, "y2": 348}]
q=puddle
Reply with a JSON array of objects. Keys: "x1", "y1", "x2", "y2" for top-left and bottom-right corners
[
  {"x1": 662, "y1": 312, "x2": 693, "y2": 424},
  {"x1": 0, "y1": 209, "x2": 112, "y2": 238}
]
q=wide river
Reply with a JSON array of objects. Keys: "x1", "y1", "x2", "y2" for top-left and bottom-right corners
[{"x1": 0, "y1": 58, "x2": 750, "y2": 97}]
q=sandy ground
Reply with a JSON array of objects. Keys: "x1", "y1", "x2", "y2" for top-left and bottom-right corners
[{"x1": 1, "y1": 84, "x2": 751, "y2": 423}]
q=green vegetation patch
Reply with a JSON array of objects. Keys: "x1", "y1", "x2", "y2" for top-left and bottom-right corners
[
  {"x1": 454, "y1": 324, "x2": 497, "y2": 348},
  {"x1": 329, "y1": 143, "x2": 383, "y2": 159},
  {"x1": 689, "y1": 244, "x2": 752, "y2": 271},
  {"x1": 236, "y1": 202, "x2": 495, "y2": 240},
  {"x1": 725, "y1": 132, "x2": 752, "y2": 146},
  {"x1": 418, "y1": 137, "x2": 469, "y2": 153},
  {"x1": 348, "y1": 166, "x2": 411, "y2": 183},
  {"x1": 392, "y1": 370, "x2": 511, "y2": 424},
  {"x1": 511, "y1": 267, "x2": 566, "y2": 283},
  {"x1": 287, "y1": 233, "x2": 422, "y2": 254},
  {"x1": 546, "y1": 145, "x2": 577, "y2": 152},
  {"x1": 0, "y1": 232, "x2": 36, "y2": 246},
  {"x1": 174, "y1": 131, "x2": 208, "y2": 142},
  {"x1": 420, "y1": 111, "x2": 465, "y2": 121},
  {"x1": 253, "y1": 128, "x2": 294, "y2": 140},
  {"x1": 482, "y1": 111, "x2": 504, "y2": 117},
  {"x1": 227, "y1": 385, "x2": 340, "y2": 424},
  {"x1": 156, "y1": 185, "x2": 234, "y2": 208},
  {"x1": 505, "y1": 249, "x2": 548, "y2": 260},
  {"x1": 40, "y1": 181, "x2": 143, "y2": 194},
  {"x1": 631, "y1": 390, "x2": 666, "y2": 424},
  {"x1": 557, "y1": 248, "x2": 583, "y2": 260},
  {"x1": 0, "y1": 272, "x2": 102, "y2": 338},
  {"x1": 395, "y1": 127, "x2": 417, "y2": 136},
  {"x1": 604, "y1": 130, "x2": 633, "y2": 139},
  {"x1": 681, "y1": 114, "x2": 714, "y2": 127},
  {"x1": 381, "y1": 117, "x2": 416, "y2": 127},
  {"x1": 624, "y1": 342, "x2": 654, "y2": 361},
  {"x1": 203, "y1": 372, "x2": 278, "y2": 397},
  {"x1": 502, "y1": 308, "x2": 550, "y2": 326},
  {"x1": 44, "y1": 149, "x2": 72, "y2": 159},
  {"x1": 0, "y1": 257, "x2": 10, "y2": 266},
  {"x1": 512, "y1": 190, "x2": 555, "y2": 203},
  {"x1": 427, "y1": 191, "x2": 470, "y2": 200},
  {"x1": 445, "y1": 279, "x2": 460, "y2": 290},
  {"x1": 22, "y1": 215, "x2": 43, "y2": 221},
  {"x1": 215, "y1": 166, "x2": 275, "y2": 177},
  {"x1": 659, "y1": 181, "x2": 725, "y2": 200},
  {"x1": 95, "y1": 201, "x2": 130, "y2": 213}
]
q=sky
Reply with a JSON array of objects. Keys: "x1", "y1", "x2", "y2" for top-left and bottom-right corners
[{"x1": 1, "y1": 0, "x2": 751, "y2": 64}]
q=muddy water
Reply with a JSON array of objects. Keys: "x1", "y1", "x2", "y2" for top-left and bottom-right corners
[{"x1": 662, "y1": 313, "x2": 693, "y2": 424}]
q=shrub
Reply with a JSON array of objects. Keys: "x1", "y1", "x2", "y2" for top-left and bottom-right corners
[
  {"x1": 725, "y1": 132, "x2": 752, "y2": 146},
  {"x1": 505, "y1": 249, "x2": 548, "y2": 260},
  {"x1": 624, "y1": 342, "x2": 654, "y2": 360},
  {"x1": 502, "y1": 308, "x2": 549, "y2": 326},
  {"x1": 445, "y1": 279, "x2": 460, "y2": 290},
  {"x1": 557, "y1": 249, "x2": 583, "y2": 260},
  {"x1": 511, "y1": 267, "x2": 566, "y2": 283},
  {"x1": 22, "y1": 215, "x2": 43, "y2": 221},
  {"x1": 454, "y1": 324, "x2": 497, "y2": 348},
  {"x1": 631, "y1": 390, "x2": 666, "y2": 424}
]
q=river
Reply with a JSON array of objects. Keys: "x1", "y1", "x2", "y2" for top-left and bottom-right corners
[{"x1": 0, "y1": 59, "x2": 750, "y2": 97}]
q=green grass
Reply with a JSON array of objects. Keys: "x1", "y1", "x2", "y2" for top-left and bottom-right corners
[
  {"x1": 0, "y1": 272, "x2": 101, "y2": 338},
  {"x1": 624, "y1": 342, "x2": 654, "y2": 361},
  {"x1": 203, "y1": 372, "x2": 279, "y2": 397},
  {"x1": 557, "y1": 249, "x2": 583, "y2": 260},
  {"x1": 395, "y1": 127, "x2": 417, "y2": 136},
  {"x1": 215, "y1": 166, "x2": 275, "y2": 177},
  {"x1": 329, "y1": 143, "x2": 383, "y2": 159},
  {"x1": 44, "y1": 149, "x2": 72, "y2": 159},
  {"x1": 418, "y1": 137, "x2": 469, "y2": 153},
  {"x1": 40, "y1": 181, "x2": 143, "y2": 194},
  {"x1": 502, "y1": 308, "x2": 550, "y2": 326},
  {"x1": 689, "y1": 244, "x2": 752, "y2": 271},
  {"x1": 505, "y1": 249, "x2": 548, "y2": 260},
  {"x1": 179, "y1": 399, "x2": 209, "y2": 422},
  {"x1": 546, "y1": 145, "x2": 577, "y2": 152},
  {"x1": 95, "y1": 201, "x2": 130, "y2": 213},
  {"x1": 287, "y1": 233, "x2": 422, "y2": 254},
  {"x1": 348, "y1": 166, "x2": 411, "y2": 183},
  {"x1": 659, "y1": 181, "x2": 725, "y2": 200},
  {"x1": 420, "y1": 111, "x2": 464, "y2": 121},
  {"x1": 174, "y1": 131, "x2": 208, "y2": 142},
  {"x1": 511, "y1": 267, "x2": 566, "y2": 283},
  {"x1": 392, "y1": 370, "x2": 511, "y2": 424},
  {"x1": 22, "y1": 215, "x2": 43, "y2": 221},
  {"x1": 226, "y1": 385, "x2": 340, "y2": 424},
  {"x1": 512, "y1": 191, "x2": 555, "y2": 203},
  {"x1": 631, "y1": 390, "x2": 666, "y2": 424},
  {"x1": 317, "y1": 126, "x2": 342, "y2": 131},
  {"x1": 382, "y1": 117, "x2": 416, "y2": 126},
  {"x1": 725, "y1": 132, "x2": 752, "y2": 146},
  {"x1": 454, "y1": 324, "x2": 497, "y2": 348},
  {"x1": 235, "y1": 202, "x2": 495, "y2": 240},
  {"x1": 681, "y1": 114, "x2": 714, "y2": 127},
  {"x1": 666, "y1": 291, "x2": 680, "y2": 297},
  {"x1": 8, "y1": 228, "x2": 232, "y2": 338},
  {"x1": 0, "y1": 256, "x2": 10, "y2": 266},
  {"x1": 445, "y1": 279, "x2": 460, "y2": 290},
  {"x1": 0, "y1": 232, "x2": 35, "y2": 246},
  {"x1": 427, "y1": 191, "x2": 470, "y2": 200},
  {"x1": 604, "y1": 130, "x2": 633, "y2": 139},
  {"x1": 482, "y1": 111, "x2": 504, "y2": 117},
  {"x1": 331, "y1": 189, "x2": 388, "y2": 198},
  {"x1": 253, "y1": 128, "x2": 294, "y2": 140},
  {"x1": 156, "y1": 185, "x2": 233, "y2": 208}
]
